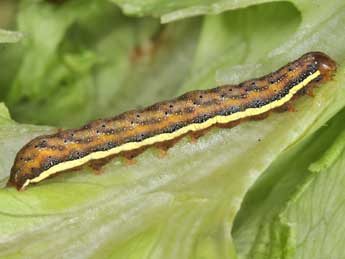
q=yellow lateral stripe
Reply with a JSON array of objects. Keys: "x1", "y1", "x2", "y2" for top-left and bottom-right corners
[{"x1": 23, "y1": 70, "x2": 321, "y2": 189}]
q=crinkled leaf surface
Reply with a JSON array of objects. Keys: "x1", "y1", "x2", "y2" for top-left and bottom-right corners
[
  {"x1": 232, "y1": 109, "x2": 345, "y2": 259},
  {"x1": 0, "y1": 0, "x2": 345, "y2": 258},
  {"x1": 1, "y1": 76, "x2": 344, "y2": 258},
  {"x1": 284, "y1": 130, "x2": 345, "y2": 259},
  {"x1": 3, "y1": 0, "x2": 200, "y2": 127}
]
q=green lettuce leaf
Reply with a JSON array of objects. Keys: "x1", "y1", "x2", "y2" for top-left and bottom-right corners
[
  {"x1": 3, "y1": 0, "x2": 201, "y2": 127},
  {"x1": 232, "y1": 109, "x2": 345, "y2": 259},
  {"x1": 110, "y1": 0, "x2": 345, "y2": 24},
  {"x1": 1, "y1": 72, "x2": 344, "y2": 257},
  {"x1": 0, "y1": 0, "x2": 345, "y2": 258},
  {"x1": 0, "y1": 103, "x2": 12, "y2": 123},
  {"x1": 284, "y1": 128, "x2": 345, "y2": 259},
  {"x1": 0, "y1": 29, "x2": 22, "y2": 43}
]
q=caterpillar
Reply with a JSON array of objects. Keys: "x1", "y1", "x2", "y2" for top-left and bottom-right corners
[{"x1": 8, "y1": 52, "x2": 337, "y2": 190}]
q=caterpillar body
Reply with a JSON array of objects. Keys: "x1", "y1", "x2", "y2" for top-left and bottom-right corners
[{"x1": 8, "y1": 52, "x2": 337, "y2": 190}]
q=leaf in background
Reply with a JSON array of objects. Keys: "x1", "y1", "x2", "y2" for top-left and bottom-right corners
[
  {"x1": 0, "y1": 0, "x2": 345, "y2": 258},
  {"x1": 178, "y1": 2, "x2": 301, "y2": 93},
  {"x1": 110, "y1": 0, "x2": 345, "y2": 24},
  {"x1": 283, "y1": 128, "x2": 345, "y2": 259},
  {"x1": 0, "y1": 103, "x2": 12, "y2": 124},
  {"x1": 0, "y1": 29, "x2": 22, "y2": 43},
  {"x1": 4, "y1": 0, "x2": 201, "y2": 128},
  {"x1": 6, "y1": 0, "x2": 125, "y2": 126},
  {"x1": 110, "y1": 0, "x2": 303, "y2": 23},
  {"x1": 0, "y1": 1, "x2": 22, "y2": 99},
  {"x1": 232, "y1": 109, "x2": 345, "y2": 259}
]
